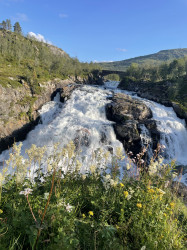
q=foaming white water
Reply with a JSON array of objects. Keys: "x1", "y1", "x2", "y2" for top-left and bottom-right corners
[
  {"x1": 0, "y1": 85, "x2": 130, "y2": 176},
  {"x1": 0, "y1": 81, "x2": 186, "y2": 184}
]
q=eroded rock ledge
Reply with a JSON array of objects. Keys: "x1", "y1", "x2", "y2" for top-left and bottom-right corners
[{"x1": 106, "y1": 93, "x2": 160, "y2": 156}]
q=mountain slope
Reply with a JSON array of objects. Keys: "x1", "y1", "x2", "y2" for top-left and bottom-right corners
[{"x1": 99, "y1": 49, "x2": 187, "y2": 71}]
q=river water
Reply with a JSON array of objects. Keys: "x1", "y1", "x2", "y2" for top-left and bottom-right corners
[{"x1": 0, "y1": 81, "x2": 186, "y2": 184}]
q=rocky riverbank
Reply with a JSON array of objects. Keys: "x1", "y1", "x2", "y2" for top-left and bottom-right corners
[{"x1": 106, "y1": 93, "x2": 160, "y2": 156}]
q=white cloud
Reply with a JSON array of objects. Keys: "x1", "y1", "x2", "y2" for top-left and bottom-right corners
[
  {"x1": 13, "y1": 13, "x2": 28, "y2": 22},
  {"x1": 28, "y1": 32, "x2": 52, "y2": 45},
  {"x1": 116, "y1": 48, "x2": 127, "y2": 52},
  {"x1": 59, "y1": 13, "x2": 68, "y2": 18}
]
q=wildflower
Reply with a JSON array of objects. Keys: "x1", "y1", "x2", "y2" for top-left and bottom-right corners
[
  {"x1": 170, "y1": 202, "x2": 175, "y2": 208},
  {"x1": 136, "y1": 203, "x2": 142, "y2": 208},
  {"x1": 164, "y1": 181, "x2": 170, "y2": 188},
  {"x1": 148, "y1": 188, "x2": 155, "y2": 194},
  {"x1": 0, "y1": 173, "x2": 4, "y2": 186},
  {"x1": 126, "y1": 163, "x2": 131, "y2": 170},
  {"x1": 129, "y1": 187, "x2": 135, "y2": 194},
  {"x1": 82, "y1": 174, "x2": 87, "y2": 180},
  {"x1": 19, "y1": 188, "x2": 33, "y2": 196},
  {"x1": 76, "y1": 160, "x2": 82, "y2": 171},
  {"x1": 65, "y1": 203, "x2": 73, "y2": 213},
  {"x1": 110, "y1": 179, "x2": 118, "y2": 187},
  {"x1": 124, "y1": 191, "x2": 129, "y2": 198},
  {"x1": 82, "y1": 214, "x2": 86, "y2": 218},
  {"x1": 172, "y1": 172, "x2": 178, "y2": 178},
  {"x1": 141, "y1": 246, "x2": 146, "y2": 250},
  {"x1": 156, "y1": 188, "x2": 166, "y2": 195},
  {"x1": 88, "y1": 211, "x2": 94, "y2": 216},
  {"x1": 163, "y1": 213, "x2": 167, "y2": 217},
  {"x1": 126, "y1": 194, "x2": 132, "y2": 200},
  {"x1": 116, "y1": 147, "x2": 125, "y2": 160},
  {"x1": 104, "y1": 151, "x2": 110, "y2": 160},
  {"x1": 0, "y1": 209, "x2": 3, "y2": 214},
  {"x1": 120, "y1": 183, "x2": 124, "y2": 188},
  {"x1": 44, "y1": 193, "x2": 49, "y2": 200},
  {"x1": 90, "y1": 165, "x2": 96, "y2": 174}
]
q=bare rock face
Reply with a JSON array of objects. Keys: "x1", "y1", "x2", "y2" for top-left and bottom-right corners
[{"x1": 106, "y1": 93, "x2": 160, "y2": 156}]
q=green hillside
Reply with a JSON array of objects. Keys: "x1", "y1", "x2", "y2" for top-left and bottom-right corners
[
  {"x1": 0, "y1": 29, "x2": 100, "y2": 94},
  {"x1": 99, "y1": 49, "x2": 187, "y2": 71}
]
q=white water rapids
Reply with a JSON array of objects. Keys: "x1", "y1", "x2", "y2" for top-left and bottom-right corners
[{"x1": 0, "y1": 81, "x2": 186, "y2": 184}]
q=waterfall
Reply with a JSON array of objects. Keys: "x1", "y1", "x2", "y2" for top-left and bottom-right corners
[{"x1": 0, "y1": 81, "x2": 186, "y2": 185}]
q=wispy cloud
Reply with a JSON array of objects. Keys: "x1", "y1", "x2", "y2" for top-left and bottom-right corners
[
  {"x1": 13, "y1": 13, "x2": 28, "y2": 22},
  {"x1": 27, "y1": 32, "x2": 52, "y2": 45},
  {"x1": 116, "y1": 48, "x2": 127, "y2": 52},
  {"x1": 59, "y1": 13, "x2": 68, "y2": 18}
]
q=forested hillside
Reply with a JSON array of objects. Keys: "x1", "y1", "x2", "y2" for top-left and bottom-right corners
[
  {"x1": 99, "y1": 49, "x2": 187, "y2": 71},
  {"x1": 0, "y1": 27, "x2": 100, "y2": 94}
]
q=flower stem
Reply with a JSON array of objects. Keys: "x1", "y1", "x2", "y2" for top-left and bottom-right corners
[{"x1": 34, "y1": 168, "x2": 56, "y2": 249}]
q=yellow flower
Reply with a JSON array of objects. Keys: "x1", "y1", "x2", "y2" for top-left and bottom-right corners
[
  {"x1": 163, "y1": 213, "x2": 167, "y2": 217},
  {"x1": 120, "y1": 183, "x2": 124, "y2": 188},
  {"x1": 170, "y1": 202, "x2": 175, "y2": 208},
  {"x1": 82, "y1": 214, "x2": 86, "y2": 218},
  {"x1": 88, "y1": 211, "x2": 94, "y2": 216},
  {"x1": 124, "y1": 191, "x2": 129, "y2": 198},
  {"x1": 0, "y1": 209, "x2": 3, "y2": 214},
  {"x1": 148, "y1": 188, "x2": 155, "y2": 194},
  {"x1": 136, "y1": 203, "x2": 142, "y2": 208}
]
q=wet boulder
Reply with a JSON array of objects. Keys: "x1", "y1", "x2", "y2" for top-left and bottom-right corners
[{"x1": 106, "y1": 93, "x2": 160, "y2": 156}]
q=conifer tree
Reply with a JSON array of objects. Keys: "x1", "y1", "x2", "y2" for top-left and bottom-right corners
[
  {"x1": 1, "y1": 20, "x2": 7, "y2": 30},
  {"x1": 13, "y1": 22, "x2": 22, "y2": 34},
  {"x1": 6, "y1": 19, "x2": 12, "y2": 31}
]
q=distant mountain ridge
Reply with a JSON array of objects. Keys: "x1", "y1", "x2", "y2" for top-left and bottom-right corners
[{"x1": 99, "y1": 48, "x2": 187, "y2": 71}]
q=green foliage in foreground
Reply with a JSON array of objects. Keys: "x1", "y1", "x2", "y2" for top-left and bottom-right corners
[{"x1": 0, "y1": 143, "x2": 186, "y2": 250}]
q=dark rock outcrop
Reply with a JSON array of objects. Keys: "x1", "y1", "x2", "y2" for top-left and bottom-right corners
[{"x1": 106, "y1": 93, "x2": 160, "y2": 156}]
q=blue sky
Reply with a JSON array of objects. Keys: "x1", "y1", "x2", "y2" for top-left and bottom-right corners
[{"x1": 1, "y1": 0, "x2": 187, "y2": 62}]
